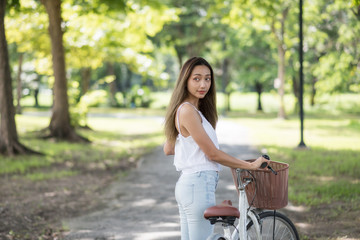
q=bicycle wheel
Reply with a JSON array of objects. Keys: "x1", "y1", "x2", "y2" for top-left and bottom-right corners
[
  {"x1": 206, "y1": 233, "x2": 227, "y2": 240},
  {"x1": 246, "y1": 211, "x2": 299, "y2": 240}
]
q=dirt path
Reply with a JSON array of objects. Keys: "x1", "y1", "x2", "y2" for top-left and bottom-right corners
[{"x1": 62, "y1": 119, "x2": 262, "y2": 239}]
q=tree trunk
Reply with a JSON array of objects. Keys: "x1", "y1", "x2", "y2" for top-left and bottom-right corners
[
  {"x1": 289, "y1": 56, "x2": 300, "y2": 114},
  {"x1": 220, "y1": 35, "x2": 231, "y2": 112},
  {"x1": 80, "y1": 67, "x2": 91, "y2": 97},
  {"x1": 0, "y1": 0, "x2": 38, "y2": 155},
  {"x1": 226, "y1": 92, "x2": 231, "y2": 112},
  {"x1": 174, "y1": 46, "x2": 184, "y2": 68},
  {"x1": 118, "y1": 64, "x2": 126, "y2": 93},
  {"x1": 16, "y1": 52, "x2": 23, "y2": 114},
  {"x1": 271, "y1": 7, "x2": 289, "y2": 119},
  {"x1": 310, "y1": 77, "x2": 317, "y2": 106},
  {"x1": 34, "y1": 87, "x2": 39, "y2": 107},
  {"x1": 122, "y1": 66, "x2": 132, "y2": 107},
  {"x1": 107, "y1": 62, "x2": 118, "y2": 107},
  {"x1": 41, "y1": 0, "x2": 87, "y2": 142},
  {"x1": 292, "y1": 75, "x2": 299, "y2": 114},
  {"x1": 222, "y1": 58, "x2": 230, "y2": 112},
  {"x1": 277, "y1": 42, "x2": 286, "y2": 119},
  {"x1": 255, "y1": 82, "x2": 263, "y2": 112},
  {"x1": 125, "y1": 66, "x2": 132, "y2": 90}
]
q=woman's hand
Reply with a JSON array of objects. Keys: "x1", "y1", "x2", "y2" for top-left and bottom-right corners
[
  {"x1": 250, "y1": 156, "x2": 270, "y2": 170},
  {"x1": 163, "y1": 140, "x2": 175, "y2": 156}
]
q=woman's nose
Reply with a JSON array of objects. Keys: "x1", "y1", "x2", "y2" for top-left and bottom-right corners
[{"x1": 200, "y1": 80, "x2": 207, "y2": 87}]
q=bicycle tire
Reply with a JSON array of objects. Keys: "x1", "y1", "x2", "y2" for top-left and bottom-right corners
[
  {"x1": 246, "y1": 211, "x2": 300, "y2": 240},
  {"x1": 206, "y1": 233, "x2": 227, "y2": 240}
]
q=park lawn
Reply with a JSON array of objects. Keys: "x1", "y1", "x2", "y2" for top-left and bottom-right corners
[
  {"x1": 231, "y1": 114, "x2": 360, "y2": 206},
  {"x1": 1, "y1": 114, "x2": 164, "y2": 177},
  {"x1": 0, "y1": 113, "x2": 164, "y2": 239},
  {"x1": 227, "y1": 113, "x2": 360, "y2": 239}
]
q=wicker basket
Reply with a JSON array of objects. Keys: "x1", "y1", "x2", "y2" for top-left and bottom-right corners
[{"x1": 231, "y1": 160, "x2": 289, "y2": 210}]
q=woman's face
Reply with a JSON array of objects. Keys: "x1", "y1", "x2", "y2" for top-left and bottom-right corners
[{"x1": 186, "y1": 65, "x2": 211, "y2": 100}]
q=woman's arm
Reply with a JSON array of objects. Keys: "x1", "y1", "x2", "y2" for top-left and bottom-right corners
[
  {"x1": 163, "y1": 140, "x2": 175, "y2": 155},
  {"x1": 179, "y1": 105, "x2": 268, "y2": 170}
]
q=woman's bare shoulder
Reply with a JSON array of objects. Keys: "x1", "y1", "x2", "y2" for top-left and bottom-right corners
[{"x1": 177, "y1": 103, "x2": 200, "y2": 121}]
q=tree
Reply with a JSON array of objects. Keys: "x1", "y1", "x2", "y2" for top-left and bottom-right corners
[
  {"x1": 39, "y1": 0, "x2": 87, "y2": 141},
  {"x1": 6, "y1": 0, "x2": 176, "y2": 130},
  {"x1": 5, "y1": 0, "x2": 51, "y2": 109},
  {"x1": 223, "y1": 0, "x2": 297, "y2": 118},
  {"x1": 63, "y1": 0, "x2": 177, "y2": 113},
  {"x1": 311, "y1": 0, "x2": 360, "y2": 96},
  {"x1": 0, "y1": 0, "x2": 38, "y2": 155},
  {"x1": 154, "y1": 0, "x2": 219, "y2": 66},
  {"x1": 228, "y1": 27, "x2": 277, "y2": 112},
  {"x1": 210, "y1": 1, "x2": 277, "y2": 113},
  {"x1": 271, "y1": 5, "x2": 290, "y2": 118}
]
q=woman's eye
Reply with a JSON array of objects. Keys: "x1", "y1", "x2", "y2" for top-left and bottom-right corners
[
  {"x1": 206, "y1": 78, "x2": 211, "y2": 81},
  {"x1": 194, "y1": 78, "x2": 200, "y2": 81}
]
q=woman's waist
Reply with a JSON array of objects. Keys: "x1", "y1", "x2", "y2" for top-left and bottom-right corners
[
  {"x1": 178, "y1": 169, "x2": 220, "y2": 184},
  {"x1": 181, "y1": 168, "x2": 220, "y2": 174},
  {"x1": 175, "y1": 161, "x2": 221, "y2": 174}
]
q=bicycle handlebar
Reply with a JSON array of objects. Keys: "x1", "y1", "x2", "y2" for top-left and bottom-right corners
[{"x1": 260, "y1": 154, "x2": 278, "y2": 175}]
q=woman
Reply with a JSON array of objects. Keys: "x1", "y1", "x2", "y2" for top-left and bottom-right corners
[{"x1": 163, "y1": 57, "x2": 268, "y2": 240}]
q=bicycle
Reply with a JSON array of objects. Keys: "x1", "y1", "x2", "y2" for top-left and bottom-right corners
[{"x1": 204, "y1": 155, "x2": 300, "y2": 240}]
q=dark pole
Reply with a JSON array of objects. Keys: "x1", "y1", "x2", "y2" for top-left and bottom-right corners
[{"x1": 298, "y1": 0, "x2": 307, "y2": 148}]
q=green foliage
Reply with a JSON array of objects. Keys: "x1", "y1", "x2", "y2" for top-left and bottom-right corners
[
  {"x1": 5, "y1": 0, "x2": 179, "y2": 116},
  {"x1": 228, "y1": 29, "x2": 277, "y2": 92},
  {"x1": 70, "y1": 90, "x2": 108, "y2": 127},
  {"x1": 217, "y1": 0, "x2": 360, "y2": 109},
  {"x1": 6, "y1": 0, "x2": 51, "y2": 74},
  {"x1": 5, "y1": 0, "x2": 358, "y2": 122},
  {"x1": 312, "y1": 93, "x2": 360, "y2": 114},
  {"x1": 63, "y1": 0, "x2": 178, "y2": 79},
  {"x1": 153, "y1": 0, "x2": 224, "y2": 63},
  {"x1": 6, "y1": 0, "x2": 20, "y2": 10},
  {"x1": 305, "y1": 0, "x2": 360, "y2": 94},
  {"x1": 225, "y1": 82, "x2": 239, "y2": 94},
  {"x1": 128, "y1": 85, "x2": 152, "y2": 108}
]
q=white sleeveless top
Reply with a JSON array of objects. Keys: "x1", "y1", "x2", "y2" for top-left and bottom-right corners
[{"x1": 174, "y1": 102, "x2": 221, "y2": 174}]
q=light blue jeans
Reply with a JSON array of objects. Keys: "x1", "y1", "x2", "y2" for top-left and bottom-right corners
[{"x1": 175, "y1": 170, "x2": 219, "y2": 240}]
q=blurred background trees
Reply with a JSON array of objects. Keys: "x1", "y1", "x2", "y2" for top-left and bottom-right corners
[{"x1": 1, "y1": 0, "x2": 359, "y2": 154}]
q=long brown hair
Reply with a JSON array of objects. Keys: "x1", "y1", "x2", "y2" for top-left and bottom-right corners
[{"x1": 164, "y1": 57, "x2": 218, "y2": 144}]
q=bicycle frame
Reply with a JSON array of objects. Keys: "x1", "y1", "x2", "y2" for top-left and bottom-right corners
[{"x1": 228, "y1": 168, "x2": 260, "y2": 240}]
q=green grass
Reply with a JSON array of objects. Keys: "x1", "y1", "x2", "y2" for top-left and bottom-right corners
[
  {"x1": 234, "y1": 115, "x2": 360, "y2": 206},
  {"x1": 1, "y1": 114, "x2": 164, "y2": 179},
  {"x1": 23, "y1": 170, "x2": 78, "y2": 181}
]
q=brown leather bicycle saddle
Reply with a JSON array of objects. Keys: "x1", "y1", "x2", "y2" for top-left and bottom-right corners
[{"x1": 204, "y1": 200, "x2": 240, "y2": 219}]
